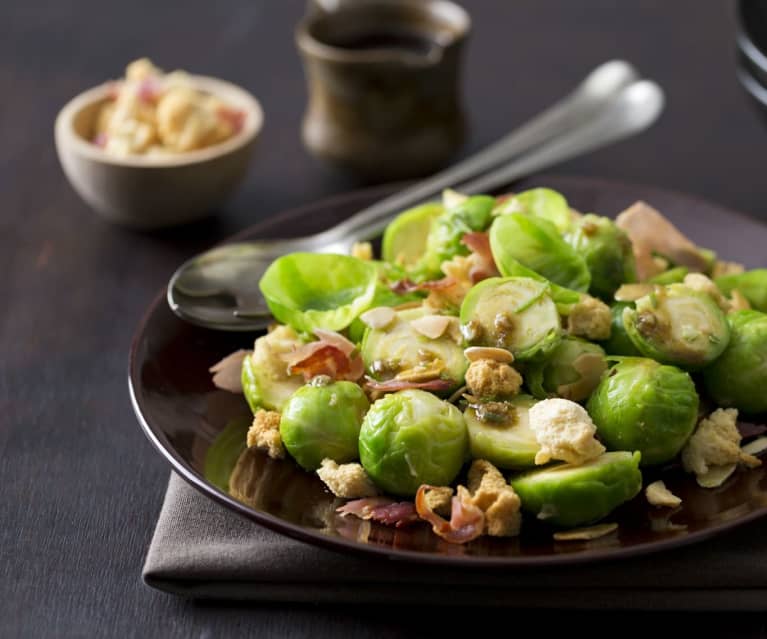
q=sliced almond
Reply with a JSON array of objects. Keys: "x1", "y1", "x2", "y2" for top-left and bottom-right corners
[
  {"x1": 463, "y1": 346, "x2": 514, "y2": 364},
  {"x1": 410, "y1": 314, "x2": 452, "y2": 340},
  {"x1": 553, "y1": 523, "x2": 617, "y2": 542},
  {"x1": 742, "y1": 436, "x2": 767, "y2": 457},
  {"x1": 696, "y1": 463, "x2": 736, "y2": 488},
  {"x1": 645, "y1": 480, "x2": 682, "y2": 508},
  {"x1": 360, "y1": 307, "x2": 396, "y2": 330},
  {"x1": 614, "y1": 283, "x2": 654, "y2": 302}
]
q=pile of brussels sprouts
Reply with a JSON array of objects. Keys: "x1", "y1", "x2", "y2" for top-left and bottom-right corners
[{"x1": 235, "y1": 188, "x2": 767, "y2": 536}]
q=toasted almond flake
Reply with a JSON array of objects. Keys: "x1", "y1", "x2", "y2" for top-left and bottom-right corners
[
  {"x1": 553, "y1": 523, "x2": 618, "y2": 542},
  {"x1": 742, "y1": 436, "x2": 767, "y2": 457},
  {"x1": 645, "y1": 480, "x2": 682, "y2": 508},
  {"x1": 411, "y1": 314, "x2": 452, "y2": 339},
  {"x1": 614, "y1": 283, "x2": 654, "y2": 302},
  {"x1": 696, "y1": 463, "x2": 737, "y2": 488},
  {"x1": 463, "y1": 346, "x2": 514, "y2": 364},
  {"x1": 360, "y1": 307, "x2": 396, "y2": 330}
]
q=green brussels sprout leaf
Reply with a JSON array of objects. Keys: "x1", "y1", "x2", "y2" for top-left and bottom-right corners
[
  {"x1": 382, "y1": 202, "x2": 444, "y2": 267},
  {"x1": 494, "y1": 188, "x2": 573, "y2": 233}
]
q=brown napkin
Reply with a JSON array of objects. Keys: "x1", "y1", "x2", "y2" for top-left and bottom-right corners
[{"x1": 143, "y1": 473, "x2": 767, "y2": 610}]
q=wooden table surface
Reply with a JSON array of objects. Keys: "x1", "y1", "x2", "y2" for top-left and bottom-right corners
[{"x1": 3, "y1": 0, "x2": 767, "y2": 636}]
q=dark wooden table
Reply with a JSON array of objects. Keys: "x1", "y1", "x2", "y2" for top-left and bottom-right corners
[{"x1": 4, "y1": 0, "x2": 767, "y2": 636}]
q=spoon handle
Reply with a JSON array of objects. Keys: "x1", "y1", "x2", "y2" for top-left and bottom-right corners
[{"x1": 313, "y1": 59, "x2": 639, "y2": 247}]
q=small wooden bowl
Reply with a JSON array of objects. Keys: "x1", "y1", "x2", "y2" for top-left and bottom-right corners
[{"x1": 54, "y1": 76, "x2": 263, "y2": 229}]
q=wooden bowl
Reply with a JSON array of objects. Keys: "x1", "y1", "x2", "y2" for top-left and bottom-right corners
[{"x1": 54, "y1": 75, "x2": 264, "y2": 229}]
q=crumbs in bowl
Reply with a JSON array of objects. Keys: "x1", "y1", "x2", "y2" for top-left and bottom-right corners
[{"x1": 93, "y1": 58, "x2": 245, "y2": 156}]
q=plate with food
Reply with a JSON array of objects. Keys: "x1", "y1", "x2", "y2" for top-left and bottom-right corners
[{"x1": 130, "y1": 175, "x2": 767, "y2": 565}]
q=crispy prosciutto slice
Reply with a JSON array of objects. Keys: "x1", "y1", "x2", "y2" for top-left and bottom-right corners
[
  {"x1": 209, "y1": 349, "x2": 250, "y2": 393},
  {"x1": 282, "y1": 329, "x2": 364, "y2": 382},
  {"x1": 461, "y1": 232, "x2": 499, "y2": 283},
  {"x1": 337, "y1": 497, "x2": 419, "y2": 528},
  {"x1": 363, "y1": 376, "x2": 453, "y2": 394},
  {"x1": 415, "y1": 485, "x2": 485, "y2": 544}
]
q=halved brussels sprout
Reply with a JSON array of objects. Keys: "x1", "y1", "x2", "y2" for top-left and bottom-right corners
[
  {"x1": 280, "y1": 380, "x2": 370, "y2": 471},
  {"x1": 464, "y1": 394, "x2": 540, "y2": 469},
  {"x1": 382, "y1": 202, "x2": 444, "y2": 267},
  {"x1": 241, "y1": 327, "x2": 304, "y2": 412},
  {"x1": 622, "y1": 284, "x2": 730, "y2": 369},
  {"x1": 490, "y1": 212, "x2": 590, "y2": 292},
  {"x1": 598, "y1": 302, "x2": 641, "y2": 356},
  {"x1": 493, "y1": 188, "x2": 572, "y2": 233},
  {"x1": 703, "y1": 310, "x2": 767, "y2": 414},
  {"x1": 565, "y1": 214, "x2": 637, "y2": 300},
  {"x1": 587, "y1": 358, "x2": 699, "y2": 466},
  {"x1": 715, "y1": 269, "x2": 767, "y2": 312},
  {"x1": 361, "y1": 307, "x2": 467, "y2": 390},
  {"x1": 510, "y1": 451, "x2": 642, "y2": 528},
  {"x1": 411, "y1": 195, "x2": 496, "y2": 281},
  {"x1": 259, "y1": 253, "x2": 378, "y2": 333},
  {"x1": 525, "y1": 337, "x2": 607, "y2": 402},
  {"x1": 460, "y1": 277, "x2": 562, "y2": 361},
  {"x1": 359, "y1": 389, "x2": 468, "y2": 496}
]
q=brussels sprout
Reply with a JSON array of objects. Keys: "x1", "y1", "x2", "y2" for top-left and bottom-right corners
[
  {"x1": 598, "y1": 302, "x2": 641, "y2": 356},
  {"x1": 361, "y1": 307, "x2": 467, "y2": 390},
  {"x1": 587, "y1": 358, "x2": 699, "y2": 466},
  {"x1": 715, "y1": 269, "x2": 767, "y2": 312},
  {"x1": 703, "y1": 310, "x2": 767, "y2": 414},
  {"x1": 460, "y1": 277, "x2": 562, "y2": 360},
  {"x1": 510, "y1": 451, "x2": 642, "y2": 528},
  {"x1": 565, "y1": 214, "x2": 637, "y2": 300},
  {"x1": 359, "y1": 389, "x2": 468, "y2": 496},
  {"x1": 382, "y1": 202, "x2": 444, "y2": 267},
  {"x1": 493, "y1": 188, "x2": 572, "y2": 233},
  {"x1": 622, "y1": 284, "x2": 730, "y2": 369},
  {"x1": 489, "y1": 212, "x2": 590, "y2": 292},
  {"x1": 411, "y1": 195, "x2": 496, "y2": 281},
  {"x1": 649, "y1": 266, "x2": 689, "y2": 285},
  {"x1": 242, "y1": 327, "x2": 304, "y2": 412},
  {"x1": 280, "y1": 380, "x2": 370, "y2": 471},
  {"x1": 525, "y1": 337, "x2": 607, "y2": 402},
  {"x1": 465, "y1": 395, "x2": 540, "y2": 469},
  {"x1": 259, "y1": 253, "x2": 378, "y2": 333}
]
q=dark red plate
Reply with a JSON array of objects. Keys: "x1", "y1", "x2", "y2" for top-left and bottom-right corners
[{"x1": 129, "y1": 175, "x2": 767, "y2": 567}]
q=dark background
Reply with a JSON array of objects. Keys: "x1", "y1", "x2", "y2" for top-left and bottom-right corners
[{"x1": 3, "y1": 0, "x2": 767, "y2": 636}]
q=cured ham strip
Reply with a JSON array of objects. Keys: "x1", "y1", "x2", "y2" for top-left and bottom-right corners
[
  {"x1": 738, "y1": 421, "x2": 767, "y2": 440},
  {"x1": 282, "y1": 329, "x2": 364, "y2": 382},
  {"x1": 461, "y1": 232, "x2": 499, "y2": 283},
  {"x1": 415, "y1": 485, "x2": 485, "y2": 544},
  {"x1": 363, "y1": 376, "x2": 453, "y2": 393},
  {"x1": 337, "y1": 497, "x2": 419, "y2": 528},
  {"x1": 209, "y1": 349, "x2": 249, "y2": 393}
]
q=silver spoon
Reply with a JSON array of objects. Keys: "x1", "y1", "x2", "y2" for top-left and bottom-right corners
[{"x1": 169, "y1": 63, "x2": 663, "y2": 331}]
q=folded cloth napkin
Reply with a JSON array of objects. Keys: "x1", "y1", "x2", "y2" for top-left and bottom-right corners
[{"x1": 143, "y1": 473, "x2": 767, "y2": 610}]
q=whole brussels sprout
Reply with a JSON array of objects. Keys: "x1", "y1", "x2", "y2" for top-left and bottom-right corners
[
  {"x1": 280, "y1": 380, "x2": 370, "y2": 471},
  {"x1": 525, "y1": 337, "x2": 607, "y2": 402},
  {"x1": 565, "y1": 214, "x2": 637, "y2": 300},
  {"x1": 489, "y1": 212, "x2": 591, "y2": 292},
  {"x1": 510, "y1": 451, "x2": 642, "y2": 528},
  {"x1": 622, "y1": 284, "x2": 730, "y2": 369},
  {"x1": 359, "y1": 389, "x2": 468, "y2": 496},
  {"x1": 587, "y1": 358, "x2": 699, "y2": 466},
  {"x1": 460, "y1": 276, "x2": 562, "y2": 361},
  {"x1": 598, "y1": 302, "x2": 642, "y2": 356},
  {"x1": 703, "y1": 310, "x2": 767, "y2": 414},
  {"x1": 411, "y1": 195, "x2": 496, "y2": 281},
  {"x1": 715, "y1": 269, "x2": 767, "y2": 312},
  {"x1": 464, "y1": 394, "x2": 540, "y2": 469}
]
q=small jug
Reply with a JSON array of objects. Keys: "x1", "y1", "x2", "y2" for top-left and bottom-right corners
[{"x1": 296, "y1": 0, "x2": 470, "y2": 181}]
